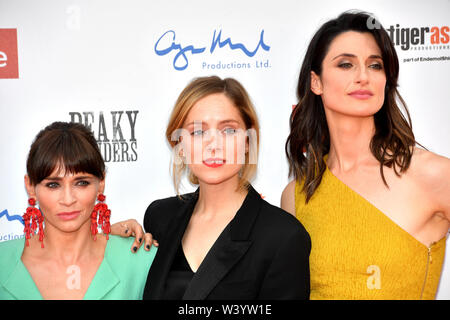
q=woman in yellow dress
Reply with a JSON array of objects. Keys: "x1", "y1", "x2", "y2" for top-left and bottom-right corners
[{"x1": 282, "y1": 11, "x2": 450, "y2": 299}]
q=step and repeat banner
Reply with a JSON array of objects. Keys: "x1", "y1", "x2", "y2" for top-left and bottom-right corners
[{"x1": 1, "y1": 0, "x2": 449, "y2": 298}]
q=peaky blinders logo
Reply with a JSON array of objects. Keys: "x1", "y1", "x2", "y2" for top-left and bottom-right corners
[{"x1": 69, "y1": 110, "x2": 139, "y2": 163}]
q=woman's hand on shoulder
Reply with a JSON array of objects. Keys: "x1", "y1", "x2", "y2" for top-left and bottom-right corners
[
  {"x1": 110, "y1": 219, "x2": 159, "y2": 253},
  {"x1": 281, "y1": 180, "x2": 297, "y2": 216}
]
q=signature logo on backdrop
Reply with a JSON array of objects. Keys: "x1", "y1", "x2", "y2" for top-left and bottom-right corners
[
  {"x1": 154, "y1": 29, "x2": 271, "y2": 71},
  {"x1": 0, "y1": 209, "x2": 24, "y2": 242}
]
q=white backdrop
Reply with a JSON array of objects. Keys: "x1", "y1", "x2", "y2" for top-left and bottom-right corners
[{"x1": 1, "y1": 0, "x2": 449, "y2": 299}]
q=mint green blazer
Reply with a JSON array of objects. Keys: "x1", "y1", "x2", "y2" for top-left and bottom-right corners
[{"x1": 0, "y1": 235, "x2": 157, "y2": 300}]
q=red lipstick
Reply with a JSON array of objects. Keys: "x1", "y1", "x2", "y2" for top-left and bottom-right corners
[{"x1": 203, "y1": 158, "x2": 225, "y2": 168}]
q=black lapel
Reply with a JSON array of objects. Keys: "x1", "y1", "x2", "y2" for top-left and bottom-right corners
[
  {"x1": 144, "y1": 189, "x2": 199, "y2": 299},
  {"x1": 182, "y1": 185, "x2": 262, "y2": 300}
]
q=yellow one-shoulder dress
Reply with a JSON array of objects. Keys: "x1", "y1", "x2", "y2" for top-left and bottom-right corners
[{"x1": 294, "y1": 161, "x2": 446, "y2": 300}]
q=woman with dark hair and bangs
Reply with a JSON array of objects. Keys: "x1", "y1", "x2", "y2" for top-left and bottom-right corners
[
  {"x1": 0, "y1": 122, "x2": 157, "y2": 300},
  {"x1": 281, "y1": 11, "x2": 450, "y2": 299}
]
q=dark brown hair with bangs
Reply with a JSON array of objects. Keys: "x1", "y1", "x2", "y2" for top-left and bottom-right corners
[{"x1": 26, "y1": 121, "x2": 105, "y2": 185}]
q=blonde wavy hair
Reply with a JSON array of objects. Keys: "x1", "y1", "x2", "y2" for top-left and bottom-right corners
[{"x1": 166, "y1": 76, "x2": 260, "y2": 195}]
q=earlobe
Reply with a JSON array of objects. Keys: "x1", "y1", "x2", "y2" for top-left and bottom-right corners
[
  {"x1": 310, "y1": 71, "x2": 323, "y2": 95},
  {"x1": 24, "y1": 175, "x2": 36, "y2": 199},
  {"x1": 99, "y1": 178, "x2": 106, "y2": 195}
]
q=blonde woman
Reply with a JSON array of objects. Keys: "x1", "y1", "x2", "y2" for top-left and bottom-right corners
[{"x1": 142, "y1": 76, "x2": 311, "y2": 300}]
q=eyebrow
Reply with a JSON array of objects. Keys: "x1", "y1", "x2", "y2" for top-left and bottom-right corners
[
  {"x1": 219, "y1": 120, "x2": 240, "y2": 126},
  {"x1": 184, "y1": 119, "x2": 241, "y2": 127},
  {"x1": 332, "y1": 53, "x2": 383, "y2": 60},
  {"x1": 44, "y1": 175, "x2": 93, "y2": 181}
]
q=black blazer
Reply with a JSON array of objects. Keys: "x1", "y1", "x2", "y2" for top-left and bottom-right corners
[{"x1": 142, "y1": 185, "x2": 311, "y2": 300}]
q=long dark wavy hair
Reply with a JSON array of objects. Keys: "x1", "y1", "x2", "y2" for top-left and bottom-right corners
[{"x1": 285, "y1": 11, "x2": 418, "y2": 203}]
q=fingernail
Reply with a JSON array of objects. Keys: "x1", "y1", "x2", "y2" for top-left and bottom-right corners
[
  {"x1": 125, "y1": 229, "x2": 128, "y2": 234},
  {"x1": 146, "y1": 245, "x2": 150, "y2": 250},
  {"x1": 139, "y1": 238, "x2": 142, "y2": 243},
  {"x1": 133, "y1": 246, "x2": 137, "y2": 252}
]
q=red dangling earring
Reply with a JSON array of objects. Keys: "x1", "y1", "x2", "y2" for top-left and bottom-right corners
[
  {"x1": 91, "y1": 193, "x2": 111, "y2": 241},
  {"x1": 22, "y1": 198, "x2": 44, "y2": 248}
]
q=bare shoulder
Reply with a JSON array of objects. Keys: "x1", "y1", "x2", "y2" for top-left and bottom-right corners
[
  {"x1": 409, "y1": 147, "x2": 450, "y2": 182},
  {"x1": 281, "y1": 180, "x2": 297, "y2": 216},
  {"x1": 409, "y1": 148, "x2": 450, "y2": 212}
]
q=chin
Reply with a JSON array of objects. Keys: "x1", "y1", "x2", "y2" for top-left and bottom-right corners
[
  {"x1": 351, "y1": 110, "x2": 381, "y2": 118},
  {"x1": 197, "y1": 175, "x2": 235, "y2": 186},
  {"x1": 50, "y1": 218, "x2": 89, "y2": 235},
  {"x1": 339, "y1": 102, "x2": 383, "y2": 118},
  {"x1": 194, "y1": 168, "x2": 242, "y2": 187},
  {"x1": 350, "y1": 99, "x2": 384, "y2": 114},
  {"x1": 59, "y1": 224, "x2": 85, "y2": 234}
]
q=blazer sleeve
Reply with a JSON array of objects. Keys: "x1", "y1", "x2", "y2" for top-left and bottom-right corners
[
  {"x1": 143, "y1": 199, "x2": 162, "y2": 239},
  {"x1": 257, "y1": 226, "x2": 311, "y2": 300}
]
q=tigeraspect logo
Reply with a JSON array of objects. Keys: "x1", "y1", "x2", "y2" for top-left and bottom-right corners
[
  {"x1": 386, "y1": 24, "x2": 450, "y2": 50},
  {"x1": 154, "y1": 29, "x2": 271, "y2": 71},
  {"x1": 366, "y1": 19, "x2": 450, "y2": 51}
]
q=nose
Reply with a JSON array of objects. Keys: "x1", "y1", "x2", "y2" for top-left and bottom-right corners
[
  {"x1": 204, "y1": 129, "x2": 223, "y2": 155},
  {"x1": 355, "y1": 66, "x2": 369, "y2": 85},
  {"x1": 59, "y1": 185, "x2": 76, "y2": 207}
]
